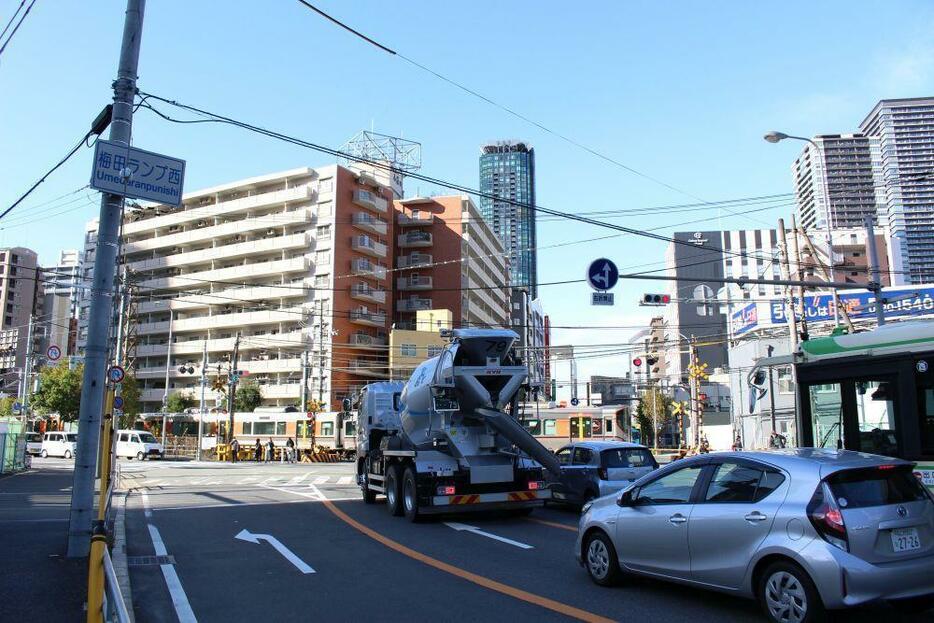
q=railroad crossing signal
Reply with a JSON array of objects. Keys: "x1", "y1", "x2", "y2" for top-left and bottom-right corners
[
  {"x1": 569, "y1": 416, "x2": 592, "y2": 438},
  {"x1": 672, "y1": 401, "x2": 687, "y2": 416},
  {"x1": 688, "y1": 362, "x2": 709, "y2": 380}
]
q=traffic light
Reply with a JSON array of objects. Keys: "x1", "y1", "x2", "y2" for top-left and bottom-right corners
[
  {"x1": 640, "y1": 293, "x2": 671, "y2": 306},
  {"x1": 633, "y1": 357, "x2": 642, "y2": 367},
  {"x1": 646, "y1": 356, "x2": 658, "y2": 366}
]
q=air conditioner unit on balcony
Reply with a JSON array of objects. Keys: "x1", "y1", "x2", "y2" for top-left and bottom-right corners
[{"x1": 168, "y1": 225, "x2": 180, "y2": 232}]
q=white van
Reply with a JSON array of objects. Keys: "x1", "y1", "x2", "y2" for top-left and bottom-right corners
[
  {"x1": 116, "y1": 430, "x2": 164, "y2": 460},
  {"x1": 40, "y1": 432, "x2": 77, "y2": 458}
]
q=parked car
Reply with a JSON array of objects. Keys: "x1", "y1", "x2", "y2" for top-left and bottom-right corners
[
  {"x1": 24, "y1": 432, "x2": 43, "y2": 456},
  {"x1": 576, "y1": 449, "x2": 934, "y2": 622},
  {"x1": 116, "y1": 430, "x2": 164, "y2": 460},
  {"x1": 40, "y1": 431, "x2": 77, "y2": 458},
  {"x1": 548, "y1": 441, "x2": 658, "y2": 507}
]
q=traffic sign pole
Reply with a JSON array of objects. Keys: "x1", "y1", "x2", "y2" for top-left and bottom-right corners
[{"x1": 68, "y1": 0, "x2": 146, "y2": 558}]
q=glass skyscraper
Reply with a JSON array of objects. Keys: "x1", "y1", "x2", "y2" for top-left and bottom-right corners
[{"x1": 479, "y1": 141, "x2": 537, "y2": 297}]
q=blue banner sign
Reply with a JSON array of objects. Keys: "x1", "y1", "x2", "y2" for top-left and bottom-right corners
[
  {"x1": 770, "y1": 286, "x2": 934, "y2": 324},
  {"x1": 731, "y1": 302, "x2": 758, "y2": 336}
]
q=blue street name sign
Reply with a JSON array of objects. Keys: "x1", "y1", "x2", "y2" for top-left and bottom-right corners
[{"x1": 91, "y1": 140, "x2": 186, "y2": 207}]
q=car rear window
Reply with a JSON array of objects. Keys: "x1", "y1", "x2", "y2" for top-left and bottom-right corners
[
  {"x1": 602, "y1": 448, "x2": 657, "y2": 469},
  {"x1": 827, "y1": 466, "x2": 929, "y2": 509}
]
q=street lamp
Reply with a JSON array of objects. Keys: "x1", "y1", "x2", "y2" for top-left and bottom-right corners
[{"x1": 763, "y1": 131, "x2": 841, "y2": 325}]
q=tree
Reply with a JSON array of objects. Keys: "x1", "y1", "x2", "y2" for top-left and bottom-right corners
[
  {"x1": 0, "y1": 396, "x2": 15, "y2": 418},
  {"x1": 166, "y1": 391, "x2": 194, "y2": 414},
  {"x1": 32, "y1": 363, "x2": 84, "y2": 421},
  {"x1": 636, "y1": 387, "x2": 672, "y2": 447},
  {"x1": 118, "y1": 375, "x2": 142, "y2": 429},
  {"x1": 234, "y1": 378, "x2": 262, "y2": 412}
]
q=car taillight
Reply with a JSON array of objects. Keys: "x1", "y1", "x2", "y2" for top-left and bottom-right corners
[
  {"x1": 527, "y1": 481, "x2": 543, "y2": 491},
  {"x1": 807, "y1": 482, "x2": 848, "y2": 551},
  {"x1": 598, "y1": 468, "x2": 608, "y2": 480},
  {"x1": 437, "y1": 485, "x2": 455, "y2": 496}
]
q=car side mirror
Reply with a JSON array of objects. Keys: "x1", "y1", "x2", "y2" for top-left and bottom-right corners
[{"x1": 617, "y1": 489, "x2": 636, "y2": 507}]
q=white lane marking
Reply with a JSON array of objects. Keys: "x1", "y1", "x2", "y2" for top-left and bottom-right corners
[
  {"x1": 312, "y1": 476, "x2": 329, "y2": 485},
  {"x1": 286, "y1": 472, "x2": 311, "y2": 486},
  {"x1": 153, "y1": 497, "x2": 358, "y2": 512},
  {"x1": 203, "y1": 481, "x2": 222, "y2": 485},
  {"x1": 234, "y1": 529, "x2": 315, "y2": 574},
  {"x1": 147, "y1": 523, "x2": 197, "y2": 621},
  {"x1": 443, "y1": 522, "x2": 534, "y2": 550},
  {"x1": 237, "y1": 477, "x2": 256, "y2": 484},
  {"x1": 141, "y1": 490, "x2": 152, "y2": 518},
  {"x1": 147, "y1": 523, "x2": 167, "y2": 556},
  {"x1": 336, "y1": 476, "x2": 353, "y2": 485},
  {"x1": 160, "y1": 564, "x2": 198, "y2": 622},
  {"x1": 261, "y1": 483, "x2": 327, "y2": 502}
]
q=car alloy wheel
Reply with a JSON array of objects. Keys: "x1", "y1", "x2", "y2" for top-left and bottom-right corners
[
  {"x1": 764, "y1": 570, "x2": 808, "y2": 623},
  {"x1": 587, "y1": 537, "x2": 610, "y2": 580}
]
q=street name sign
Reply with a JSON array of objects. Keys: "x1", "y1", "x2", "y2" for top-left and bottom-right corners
[
  {"x1": 592, "y1": 292, "x2": 614, "y2": 306},
  {"x1": 91, "y1": 140, "x2": 186, "y2": 207}
]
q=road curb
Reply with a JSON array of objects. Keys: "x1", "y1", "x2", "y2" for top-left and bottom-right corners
[{"x1": 112, "y1": 490, "x2": 135, "y2": 622}]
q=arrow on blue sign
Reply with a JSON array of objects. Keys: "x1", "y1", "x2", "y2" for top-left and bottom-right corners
[{"x1": 587, "y1": 258, "x2": 619, "y2": 291}]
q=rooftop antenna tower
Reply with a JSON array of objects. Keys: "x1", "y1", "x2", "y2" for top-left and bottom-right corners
[{"x1": 340, "y1": 130, "x2": 422, "y2": 199}]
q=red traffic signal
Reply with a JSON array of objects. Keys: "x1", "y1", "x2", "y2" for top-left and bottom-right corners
[
  {"x1": 633, "y1": 357, "x2": 642, "y2": 367},
  {"x1": 640, "y1": 293, "x2": 671, "y2": 306}
]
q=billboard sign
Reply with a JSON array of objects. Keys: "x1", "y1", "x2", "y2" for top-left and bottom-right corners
[
  {"x1": 731, "y1": 302, "x2": 759, "y2": 336},
  {"x1": 770, "y1": 286, "x2": 934, "y2": 325}
]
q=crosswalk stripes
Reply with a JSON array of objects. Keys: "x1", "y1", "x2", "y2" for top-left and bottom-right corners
[
  {"x1": 336, "y1": 476, "x2": 353, "y2": 485},
  {"x1": 137, "y1": 474, "x2": 357, "y2": 489},
  {"x1": 312, "y1": 476, "x2": 329, "y2": 485}
]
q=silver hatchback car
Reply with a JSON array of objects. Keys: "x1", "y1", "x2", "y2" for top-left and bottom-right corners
[{"x1": 576, "y1": 449, "x2": 934, "y2": 622}]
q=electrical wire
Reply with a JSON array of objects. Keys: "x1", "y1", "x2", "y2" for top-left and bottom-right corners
[{"x1": 0, "y1": 0, "x2": 35, "y2": 59}]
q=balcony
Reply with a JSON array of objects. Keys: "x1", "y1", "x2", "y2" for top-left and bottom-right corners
[
  {"x1": 347, "y1": 333, "x2": 387, "y2": 348},
  {"x1": 396, "y1": 297, "x2": 432, "y2": 312},
  {"x1": 397, "y1": 210, "x2": 433, "y2": 227},
  {"x1": 352, "y1": 213, "x2": 387, "y2": 236},
  {"x1": 137, "y1": 257, "x2": 309, "y2": 292},
  {"x1": 350, "y1": 283, "x2": 387, "y2": 304},
  {"x1": 126, "y1": 232, "x2": 310, "y2": 273},
  {"x1": 353, "y1": 189, "x2": 388, "y2": 213},
  {"x1": 397, "y1": 231, "x2": 432, "y2": 248},
  {"x1": 347, "y1": 359, "x2": 387, "y2": 379},
  {"x1": 397, "y1": 253, "x2": 432, "y2": 269},
  {"x1": 351, "y1": 235, "x2": 387, "y2": 258},
  {"x1": 350, "y1": 259, "x2": 387, "y2": 280},
  {"x1": 137, "y1": 307, "x2": 306, "y2": 336},
  {"x1": 397, "y1": 275, "x2": 433, "y2": 291},
  {"x1": 137, "y1": 285, "x2": 305, "y2": 314},
  {"x1": 349, "y1": 309, "x2": 387, "y2": 327}
]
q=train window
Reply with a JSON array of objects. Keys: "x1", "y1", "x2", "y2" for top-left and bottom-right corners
[
  {"x1": 605, "y1": 418, "x2": 613, "y2": 433},
  {"x1": 276, "y1": 421, "x2": 287, "y2": 436},
  {"x1": 344, "y1": 420, "x2": 356, "y2": 436},
  {"x1": 543, "y1": 419, "x2": 556, "y2": 435},
  {"x1": 522, "y1": 419, "x2": 542, "y2": 435},
  {"x1": 253, "y1": 421, "x2": 275, "y2": 435},
  {"x1": 321, "y1": 422, "x2": 334, "y2": 436},
  {"x1": 242, "y1": 422, "x2": 252, "y2": 435}
]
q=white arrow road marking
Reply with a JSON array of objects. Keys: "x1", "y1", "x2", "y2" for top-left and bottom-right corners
[
  {"x1": 312, "y1": 476, "x2": 329, "y2": 485},
  {"x1": 286, "y1": 472, "x2": 311, "y2": 486},
  {"x1": 336, "y1": 476, "x2": 353, "y2": 485},
  {"x1": 235, "y1": 529, "x2": 315, "y2": 574},
  {"x1": 443, "y1": 522, "x2": 534, "y2": 549}
]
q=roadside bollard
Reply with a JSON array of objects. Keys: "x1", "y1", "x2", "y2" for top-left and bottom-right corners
[{"x1": 86, "y1": 520, "x2": 107, "y2": 623}]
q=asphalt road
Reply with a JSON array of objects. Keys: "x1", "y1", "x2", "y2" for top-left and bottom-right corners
[{"x1": 121, "y1": 460, "x2": 931, "y2": 623}]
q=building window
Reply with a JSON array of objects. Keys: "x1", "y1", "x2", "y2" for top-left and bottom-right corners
[
  {"x1": 777, "y1": 367, "x2": 794, "y2": 394},
  {"x1": 400, "y1": 343, "x2": 417, "y2": 357},
  {"x1": 543, "y1": 419, "x2": 557, "y2": 435},
  {"x1": 316, "y1": 225, "x2": 331, "y2": 240},
  {"x1": 427, "y1": 345, "x2": 442, "y2": 358},
  {"x1": 316, "y1": 251, "x2": 330, "y2": 265},
  {"x1": 318, "y1": 178, "x2": 333, "y2": 193},
  {"x1": 321, "y1": 421, "x2": 334, "y2": 436}
]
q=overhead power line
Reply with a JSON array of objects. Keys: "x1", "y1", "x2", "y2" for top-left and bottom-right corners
[{"x1": 0, "y1": 0, "x2": 36, "y2": 59}]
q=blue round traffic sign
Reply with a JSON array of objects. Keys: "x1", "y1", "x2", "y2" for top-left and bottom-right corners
[
  {"x1": 113, "y1": 396, "x2": 125, "y2": 410},
  {"x1": 570, "y1": 398, "x2": 580, "y2": 406},
  {"x1": 587, "y1": 258, "x2": 618, "y2": 291},
  {"x1": 108, "y1": 366, "x2": 125, "y2": 384}
]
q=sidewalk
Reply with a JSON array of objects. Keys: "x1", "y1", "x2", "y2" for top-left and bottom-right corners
[{"x1": 0, "y1": 463, "x2": 87, "y2": 621}]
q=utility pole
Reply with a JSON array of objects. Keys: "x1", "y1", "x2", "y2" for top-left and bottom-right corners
[
  {"x1": 160, "y1": 310, "x2": 173, "y2": 447},
  {"x1": 68, "y1": 0, "x2": 145, "y2": 558},
  {"x1": 317, "y1": 299, "x2": 326, "y2": 405},
  {"x1": 791, "y1": 216, "x2": 808, "y2": 341},
  {"x1": 767, "y1": 345, "x2": 777, "y2": 434},
  {"x1": 777, "y1": 219, "x2": 799, "y2": 351},
  {"x1": 300, "y1": 350, "x2": 309, "y2": 413},
  {"x1": 689, "y1": 336, "x2": 699, "y2": 448},
  {"x1": 864, "y1": 216, "x2": 886, "y2": 327},
  {"x1": 197, "y1": 340, "x2": 207, "y2": 461},
  {"x1": 645, "y1": 338, "x2": 657, "y2": 452},
  {"x1": 20, "y1": 267, "x2": 42, "y2": 424},
  {"x1": 226, "y1": 332, "x2": 241, "y2": 451}
]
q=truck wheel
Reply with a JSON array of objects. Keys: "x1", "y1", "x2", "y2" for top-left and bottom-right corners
[
  {"x1": 385, "y1": 465, "x2": 403, "y2": 516},
  {"x1": 402, "y1": 467, "x2": 421, "y2": 523}
]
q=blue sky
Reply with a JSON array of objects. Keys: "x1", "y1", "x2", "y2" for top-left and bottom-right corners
[{"x1": 2, "y1": 1, "x2": 933, "y2": 394}]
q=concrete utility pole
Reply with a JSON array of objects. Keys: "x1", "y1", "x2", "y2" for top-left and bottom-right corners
[
  {"x1": 160, "y1": 310, "x2": 173, "y2": 447},
  {"x1": 68, "y1": 0, "x2": 145, "y2": 558},
  {"x1": 689, "y1": 337, "x2": 699, "y2": 447},
  {"x1": 197, "y1": 340, "x2": 207, "y2": 460},
  {"x1": 20, "y1": 266, "x2": 42, "y2": 423},
  {"x1": 300, "y1": 350, "x2": 309, "y2": 412},
  {"x1": 791, "y1": 216, "x2": 808, "y2": 340},
  {"x1": 777, "y1": 219, "x2": 799, "y2": 351},
  {"x1": 226, "y1": 333, "x2": 241, "y2": 449},
  {"x1": 317, "y1": 299, "x2": 326, "y2": 405},
  {"x1": 864, "y1": 216, "x2": 886, "y2": 327}
]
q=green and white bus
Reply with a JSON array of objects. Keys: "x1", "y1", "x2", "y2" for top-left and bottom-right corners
[{"x1": 792, "y1": 320, "x2": 934, "y2": 489}]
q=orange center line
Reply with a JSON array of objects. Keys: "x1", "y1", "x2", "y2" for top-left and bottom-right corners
[
  {"x1": 320, "y1": 499, "x2": 613, "y2": 623},
  {"x1": 525, "y1": 517, "x2": 578, "y2": 533}
]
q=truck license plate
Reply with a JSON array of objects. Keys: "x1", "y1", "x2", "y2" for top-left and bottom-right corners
[{"x1": 891, "y1": 527, "x2": 921, "y2": 553}]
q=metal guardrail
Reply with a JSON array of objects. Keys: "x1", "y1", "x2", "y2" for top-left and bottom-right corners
[{"x1": 102, "y1": 548, "x2": 131, "y2": 623}]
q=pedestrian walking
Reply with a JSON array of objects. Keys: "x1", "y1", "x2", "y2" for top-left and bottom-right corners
[
  {"x1": 286, "y1": 437, "x2": 295, "y2": 464},
  {"x1": 254, "y1": 438, "x2": 262, "y2": 462},
  {"x1": 230, "y1": 437, "x2": 240, "y2": 463},
  {"x1": 731, "y1": 434, "x2": 743, "y2": 451},
  {"x1": 265, "y1": 437, "x2": 274, "y2": 463}
]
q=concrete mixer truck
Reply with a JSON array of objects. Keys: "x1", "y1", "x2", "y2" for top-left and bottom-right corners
[{"x1": 353, "y1": 328, "x2": 561, "y2": 521}]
